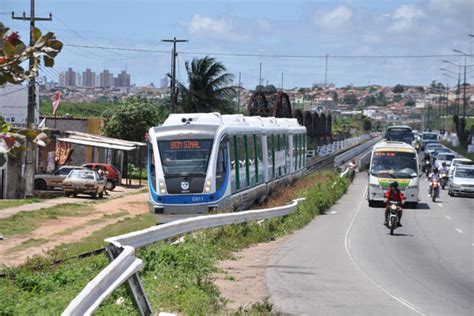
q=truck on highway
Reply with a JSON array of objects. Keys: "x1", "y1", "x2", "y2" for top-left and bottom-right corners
[{"x1": 368, "y1": 141, "x2": 420, "y2": 208}]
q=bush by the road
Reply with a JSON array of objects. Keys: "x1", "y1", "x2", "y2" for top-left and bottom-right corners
[{"x1": 0, "y1": 172, "x2": 348, "y2": 315}]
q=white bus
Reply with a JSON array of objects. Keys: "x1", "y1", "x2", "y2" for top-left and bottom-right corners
[{"x1": 368, "y1": 141, "x2": 420, "y2": 208}]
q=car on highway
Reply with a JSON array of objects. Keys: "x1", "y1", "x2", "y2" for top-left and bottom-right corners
[
  {"x1": 449, "y1": 158, "x2": 474, "y2": 175},
  {"x1": 448, "y1": 165, "x2": 474, "y2": 197},
  {"x1": 62, "y1": 169, "x2": 106, "y2": 199},
  {"x1": 435, "y1": 152, "x2": 456, "y2": 169},
  {"x1": 82, "y1": 163, "x2": 121, "y2": 190},
  {"x1": 34, "y1": 166, "x2": 84, "y2": 190},
  {"x1": 432, "y1": 148, "x2": 452, "y2": 159},
  {"x1": 421, "y1": 131, "x2": 439, "y2": 147}
]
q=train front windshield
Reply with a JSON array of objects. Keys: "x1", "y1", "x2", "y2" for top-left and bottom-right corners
[
  {"x1": 158, "y1": 139, "x2": 213, "y2": 176},
  {"x1": 371, "y1": 151, "x2": 418, "y2": 178}
]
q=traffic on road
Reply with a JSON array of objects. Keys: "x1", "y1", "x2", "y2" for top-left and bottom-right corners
[{"x1": 267, "y1": 127, "x2": 474, "y2": 315}]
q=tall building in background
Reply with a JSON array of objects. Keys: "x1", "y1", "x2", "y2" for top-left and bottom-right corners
[
  {"x1": 64, "y1": 68, "x2": 76, "y2": 87},
  {"x1": 76, "y1": 73, "x2": 82, "y2": 87},
  {"x1": 160, "y1": 76, "x2": 169, "y2": 89},
  {"x1": 82, "y1": 68, "x2": 96, "y2": 88},
  {"x1": 115, "y1": 70, "x2": 131, "y2": 87},
  {"x1": 58, "y1": 72, "x2": 65, "y2": 86},
  {"x1": 100, "y1": 70, "x2": 114, "y2": 88}
]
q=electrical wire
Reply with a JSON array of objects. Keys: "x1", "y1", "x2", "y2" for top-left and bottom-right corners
[{"x1": 63, "y1": 44, "x2": 471, "y2": 59}]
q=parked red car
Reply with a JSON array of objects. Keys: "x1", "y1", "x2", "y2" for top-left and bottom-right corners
[{"x1": 82, "y1": 163, "x2": 121, "y2": 190}]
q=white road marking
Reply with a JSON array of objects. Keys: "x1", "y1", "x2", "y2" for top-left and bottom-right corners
[
  {"x1": 455, "y1": 228, "x2": 463, "y2": 234},
  {"x1": 445, "y1": 215, "x2": 452, "y2": 220},
  {"x1": 344, "y1": 186, "x2": 425, "y2": 315},
  {"x1": 438, "y1": 203, "x2": 444, "y2": 208},
  {"x1": 329, "y1": 211, "x2": 338, "y2": 214},
  {"x1": 472, "y1": 243, "x2": 474, "y2": 247}
]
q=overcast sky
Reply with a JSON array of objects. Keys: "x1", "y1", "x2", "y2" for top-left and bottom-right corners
[{"x1": 2, "y1": 0, "x2": 473, "y2": 88}]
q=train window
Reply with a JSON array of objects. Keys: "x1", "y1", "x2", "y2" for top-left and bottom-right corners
[
  {"x1": 216, "y1": 140, "x2": 227, "y2": 189},
  {"x1": 246, "y1": 135, "x2": 256, "y2": 187},
  {"x1": 254, "y1": 135, "x2": 263, "y2": 184},
  {"x1": 238, "y1": 136, "x2": 246, "y2": 190},
  {"x1": 230, "y1": 135, "x2": 239, "y2": 192},
  {"x1": 148, "y1": 143, "x2": 156, "y2": 192},
  {"x1": 299, "y1": 134, "x2": 303, "y2": 169},
  {"x1": 294, "y1": 134, "x2": 298, "y2": 170},
  {"x1": 158, "y1": 139, "x2": 213, "y2": 176},
  {"x1": 267, "y1": 135, "x2": 274, "y2": 180}
]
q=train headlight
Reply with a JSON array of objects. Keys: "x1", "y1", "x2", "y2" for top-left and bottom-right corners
[
  {"x1": 159, "y1": 180, "x2": 166, "y2": 194},
  {"x1": 204, "y1": 179, "x2": 212, "y2": 193}
]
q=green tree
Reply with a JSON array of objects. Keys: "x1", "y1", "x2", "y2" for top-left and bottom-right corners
[
  {"x1": 405, "y1": 99, "x2": 415, "y2": 107},
  {"x1": 331, "y1": 91, "x2": 338, "y2": 104},
  {"x1": 392, "y1": 84, "x2": 405, "y2": 93},
  {"x1": 343, "y1": 94, "x2": 358, "y2": 105},
  {"x1": 102, "y1": 96, "x2": 167, "y2": 142},
  {"x1": 363, "y1": 95, "x2": 376, "y2": 107},
  {"x1": 178, "y1": 56, "x2": 235, "y2": 113},
  {"x1": 0, "y1": 23, "x2": 62, "y2": 85}
]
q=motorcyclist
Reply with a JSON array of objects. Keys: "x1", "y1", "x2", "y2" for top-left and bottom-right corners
[
  {"x1": 384, "y1": 181, "x2": 404, "y2": 227},
  {"x1": 423, "y1": 151, "x2": 431, "y2": 174},
  {"x1": 439, "y1": 162, "x2": 449, "y2": 175},
  {"x1": 428, "y1": 167, "x2": 440, "y2": 197},
  {"x1": 348, "y1": 159, "x2": 357, "y2": 182}
]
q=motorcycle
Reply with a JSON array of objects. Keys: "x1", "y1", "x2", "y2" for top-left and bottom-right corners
[
  {"x1": 430, "y1": 178, "x2": 440, "y2": 202},
  {"x1": 440, "y1": 173, "x2": 449, "y2": 190},
  {"x1": 424, "y1": 160, "x2": 431, "y2": 177},
  {"x1": 386, "y1": 201, "x2": 401, "y2": 235}
]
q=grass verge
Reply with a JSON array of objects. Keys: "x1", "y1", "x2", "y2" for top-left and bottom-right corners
[
  {"x1": 7, "y1": 238, "x2": 49, "y2": 253},
  {"x1": 0, "y1": 198, "x2": 42, "y2": 211},
  {"x1": 0, "y1": 204, "x2": 92, "y2": 236},
  {"x1": 0, "y1": 171, "x2": 348, "y2": 315},
  {"x1": 442, "y1": 141, "x2": 474, "y2": 161}
]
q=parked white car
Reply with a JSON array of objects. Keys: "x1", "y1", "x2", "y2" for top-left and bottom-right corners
[{"x1": 448, "y1": 165, "x2": 474, "y2": 197}]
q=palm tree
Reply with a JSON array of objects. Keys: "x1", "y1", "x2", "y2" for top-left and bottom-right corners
[{"x1": 177, "y1": 56, "x2": 235, "y2": 113}]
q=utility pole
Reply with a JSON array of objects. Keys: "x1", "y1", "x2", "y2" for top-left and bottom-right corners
[
  {"x1": 259, "y1": 62, "x2": 262, "y2": 87},
  {"x1": 281, "y1": 72, "x2": 284, "y2": 91},
  {"x1": 237, "y1": 72, "x2": 241, "y2": 113},
  {"x1": 161, "y1": 37, "x2": 188, "y2": 113},
  {"x1": 12, "y1": 0, "x2": 52, "y2": 197},
  {"x1": 324, "y1": 53, "x2": 328, "y2": 87}
]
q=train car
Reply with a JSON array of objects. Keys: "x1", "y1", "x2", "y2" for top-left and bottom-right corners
[{"x1": 147, "y1": 113, "x2": 307, "y2": 222}]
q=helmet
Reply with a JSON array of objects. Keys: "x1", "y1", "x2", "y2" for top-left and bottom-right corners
[
  {"x1": 442, "y1": 162, "x2": 446, "y2": 167},
  {"x1": 433, "y1": 167, "x2": 439, "y2": 173},
  {"x1": 389, "y1": 181, "x2": 399, "y2": 189}
]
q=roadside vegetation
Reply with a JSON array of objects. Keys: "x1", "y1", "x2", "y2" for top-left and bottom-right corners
[
  {"x1": 0, "y1": 171, "x2": 348, "y2": 315},
  {"x1": 0, "y1": 198, "x2": 41, "y2": 210},
  {"x1": 0, "y1": 203, "x2": 91, "y2": 236}
]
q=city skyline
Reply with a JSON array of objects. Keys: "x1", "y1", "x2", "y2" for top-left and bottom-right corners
[{"x1": 56, "y1": 67, "x2": 132, "y2": 88}]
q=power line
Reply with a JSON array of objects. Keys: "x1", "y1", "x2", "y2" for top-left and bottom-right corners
[
  {"x1": 0, "y1": 86, "x2": 29, "y2": 97},
  {"x1": 63, "y1": 44, "x2": 471, "y2": 59}
]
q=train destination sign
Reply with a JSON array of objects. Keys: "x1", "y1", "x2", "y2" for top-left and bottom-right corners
[{"x1": 170, "y1": 140, "x2": 202, "y2": 150}]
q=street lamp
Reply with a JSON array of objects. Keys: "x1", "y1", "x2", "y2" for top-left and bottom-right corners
[{"x1": 450, "y1": 49, "x2": 473, "y2": 118}]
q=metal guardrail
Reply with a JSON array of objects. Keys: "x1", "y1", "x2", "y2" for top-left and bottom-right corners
[
  {"x1": 63, "y1": 199, "x2": 303, "y2": 316},
  {"x1": 334, "y1": 136, "x2": 382, "y2": 167}
]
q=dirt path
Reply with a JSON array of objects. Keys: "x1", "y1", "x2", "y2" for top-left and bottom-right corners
[
  {"x1": 0, "y1": 193, "x2": 148, "y2": 266},
  {"x1": 214, "y1": 235, "x2": 290, "y2": 311}
]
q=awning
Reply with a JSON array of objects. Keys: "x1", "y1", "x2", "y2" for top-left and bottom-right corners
[
  {"x1": 57, "y1": 131, "x2": 146, "y2": 151},
  {"x1": 57, "y1": 137, "x2": 137, "y2": 151}
]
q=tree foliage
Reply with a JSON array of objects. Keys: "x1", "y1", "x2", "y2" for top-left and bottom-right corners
[
  {"x1": 177, "y1": 56, "x2": 235, "y2": 113},
  {"x1": 343, "y1": 94, "x2": 358, "y2": 105},
  {"x1": 102, "y1": 97, "x2": 167, "y2": 142},
  {"x1": 0, "y1": 23, "x2": 62, "y2": 85},
  {"x1": 392, "y1": 84, "x2": 405, "y2": 93}
]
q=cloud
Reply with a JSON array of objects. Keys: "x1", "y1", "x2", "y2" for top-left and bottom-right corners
[
  {"x1": 389, "y1": 5, "x2": 424, "y2": 32},
  {"x1": 187, "y1": 14, "x2": 248, "y2": 41},
  {"x1": 257, "y1": 19, "x2": 272, "y2": 32},
  {"x1": 314, "y1": 5, "x2": 352, "y2": 30}
]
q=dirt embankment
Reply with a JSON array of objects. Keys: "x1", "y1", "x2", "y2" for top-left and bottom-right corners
[{"x1": 0, "y1": 192, "x2": 149, "y2": 266}]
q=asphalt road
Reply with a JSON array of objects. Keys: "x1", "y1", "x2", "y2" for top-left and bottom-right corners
[{"x1": 266, "y1": 173, "x2": 473, "y2": 315}]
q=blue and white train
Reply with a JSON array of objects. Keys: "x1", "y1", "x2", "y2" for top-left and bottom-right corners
[{"x1": 147, "y1": 113, "x2": 307, "y2": 222}]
